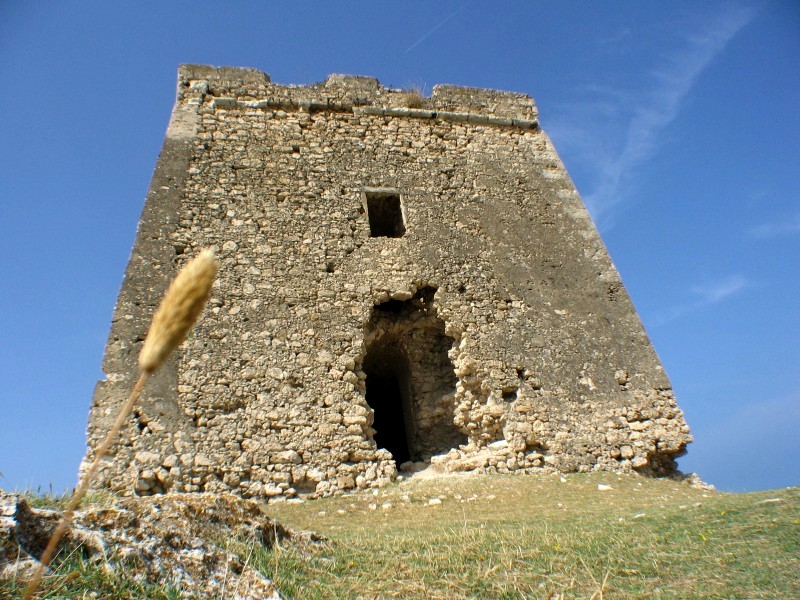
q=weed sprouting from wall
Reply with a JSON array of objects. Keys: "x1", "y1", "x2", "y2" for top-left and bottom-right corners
[{"x1": 400, "y1": 86, "x2": 425, "y2": 108}]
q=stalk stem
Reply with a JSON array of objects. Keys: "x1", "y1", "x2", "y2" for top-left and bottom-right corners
[{"x1": 22, "y1": 371, "x2": 151, "y2": 600}]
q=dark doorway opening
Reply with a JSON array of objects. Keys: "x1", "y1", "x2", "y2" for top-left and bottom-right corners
[
  {"x1": 362, "y1": 287, "x2": 466, "y2": 465},
  {"x1": 364, "y1": 364, "x2": 411, "y2": 464}
]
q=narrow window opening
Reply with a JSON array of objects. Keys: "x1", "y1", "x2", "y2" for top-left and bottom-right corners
[{"x1": 366, "y1": 192, "x2": 405, "y2": 238}]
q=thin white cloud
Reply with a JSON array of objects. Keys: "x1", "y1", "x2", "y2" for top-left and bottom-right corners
[
  {"x1": 690, "y1": 274, "x2": 749, "y2": 304},
  {"x1": 749, "y1": 212, "x2": 800, "y2": 239},
  {"x1": 598, "y1": 28, "x2": 631, "y2": 45},
  {"x1": 550, "y1": 6, "x2": 758, "y2": 228},
  {"x1": 652, "y1": 274, "x2": 749, "y2": 325}
]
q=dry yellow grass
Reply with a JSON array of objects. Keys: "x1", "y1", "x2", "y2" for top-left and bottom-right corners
[{"x1": 400, "y1": 86, "x2": 425, "y2": 108}]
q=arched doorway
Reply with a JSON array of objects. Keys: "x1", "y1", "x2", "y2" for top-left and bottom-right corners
[{"x1": 362, "y1": 287, "x2": 466, "y2": 464}]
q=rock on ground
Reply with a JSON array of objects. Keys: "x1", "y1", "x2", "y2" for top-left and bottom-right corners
[{"x1": 1, "y1": 490, "x2": 321, "y2": 599}]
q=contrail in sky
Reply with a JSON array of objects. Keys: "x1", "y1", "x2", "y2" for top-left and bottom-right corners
[
  {"x1": 582, "y1": 6, "x2": 757, "y2": 223},
  {"x1": 405, "y1": 3, "x2": 468, "y2": 54}
]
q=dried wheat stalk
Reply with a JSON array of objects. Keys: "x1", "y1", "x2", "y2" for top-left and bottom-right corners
[{"x1": 23, "y1": 249, "x2": 218, "y2": 599}]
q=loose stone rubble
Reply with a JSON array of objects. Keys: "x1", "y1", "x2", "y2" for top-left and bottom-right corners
[
  {"x1": 0, "y1": 490, "x2": 312, "y2": 598},
  {"x1": 85, "y1": 65, "x2": 692, "y2": 502}
]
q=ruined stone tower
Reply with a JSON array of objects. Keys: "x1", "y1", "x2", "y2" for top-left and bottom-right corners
[{"x1": 85, "y1": 65, "x2": 691, "y2": 499}]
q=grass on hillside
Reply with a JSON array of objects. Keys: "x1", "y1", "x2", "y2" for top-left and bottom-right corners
[
  {"x1": 3, "y1": 473, "x2": 798, "y2": 599},
  {"x1": 261, "y1": 472, "x2": 799, "y2": 599}
]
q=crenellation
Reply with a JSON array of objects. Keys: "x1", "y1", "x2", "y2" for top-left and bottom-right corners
[
  {"x1": 181, "y1": 65, "x2": 539, "y2": 127},
  {"x1": 324, "y1": 73, "x2": 380, "y2": 91}
]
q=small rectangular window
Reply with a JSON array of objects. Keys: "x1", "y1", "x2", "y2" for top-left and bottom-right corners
[{"x1": 366, "y1": 191, "x2": 405, "y2": 238}]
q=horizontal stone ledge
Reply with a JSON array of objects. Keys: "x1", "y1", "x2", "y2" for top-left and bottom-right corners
[
  {"x1": 212, "y1": 97, "x2": 360, "y2": 112},
  {"x1": 357, "y1": 106, "x2": 436, "y2": 119},
  {"x1": 210, "y1": 97, "x2": 539, "y2": 130}
]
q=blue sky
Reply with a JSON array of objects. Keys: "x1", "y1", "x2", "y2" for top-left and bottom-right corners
[{"x1": 1, "y1": 1, "x2": 797, "y2": 493}]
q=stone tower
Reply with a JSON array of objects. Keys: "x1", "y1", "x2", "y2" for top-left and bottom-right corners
[{"x1": 85, "y1": 65, "x2": 691, "y2": 499}]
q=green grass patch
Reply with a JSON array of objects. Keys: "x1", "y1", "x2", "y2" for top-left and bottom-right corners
[
  {"x1": 0, "y1": 546, "x2": 183, "y2": 599},
  {"x1": 4, "y1": 474, "x2": 797, "y2": 598},
  {"x1": 262, "y1": 473, "x2": 799, "y2": 599}
]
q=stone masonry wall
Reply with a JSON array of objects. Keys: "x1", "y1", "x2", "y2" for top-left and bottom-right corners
[{"x1": 85, "y1": 65, "x2": 692, "y2": 500}]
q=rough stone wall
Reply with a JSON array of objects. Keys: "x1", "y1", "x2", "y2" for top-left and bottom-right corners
[{"x1": 85, "y1": 65, "x2": 692, "y2": 501}]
